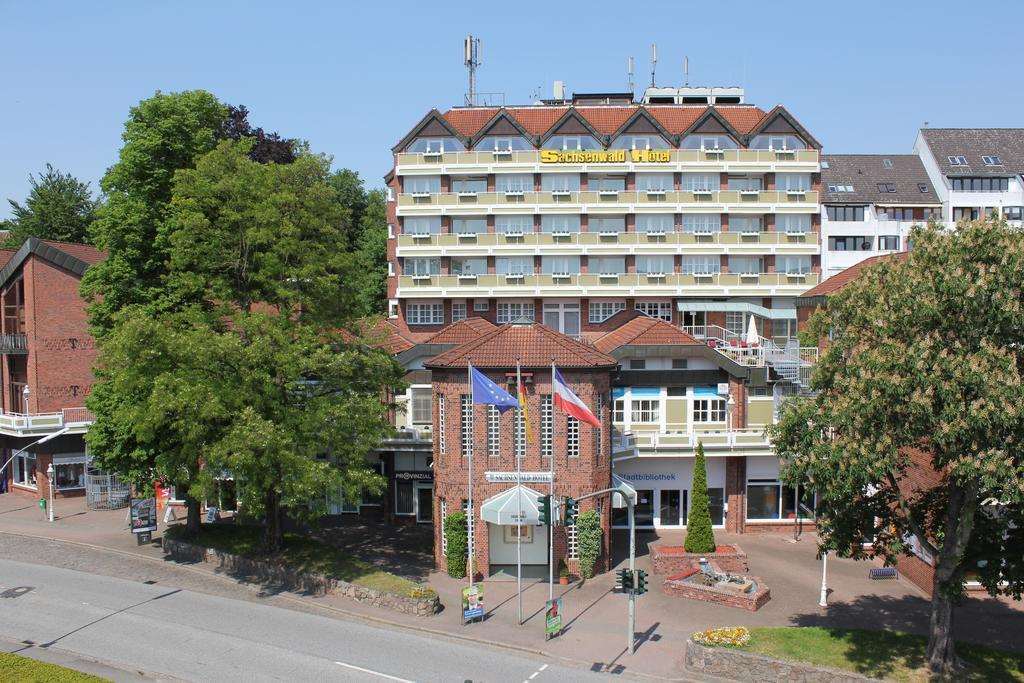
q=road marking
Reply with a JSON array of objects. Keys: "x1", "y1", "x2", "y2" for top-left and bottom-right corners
[
  {"x1": 335, "y1": 660, "x2": 414, "y2": 682},
  {"x1": 525, "y1": 662, "x2": 548, "y2": 681}
]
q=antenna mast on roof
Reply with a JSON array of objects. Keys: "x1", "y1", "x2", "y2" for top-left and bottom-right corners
[
  {"x1": 627, "y1": 56, "x2": 635, "y2": 96},
  {"x1": 464, "y1": 35, "x2": 481, "y2": 106},
  {"x1": 649, "y1": 43, "x2": 657, "y2": 87},
  {"x1": 683, "y1": 56, "x2": 689, "y2": 86}
]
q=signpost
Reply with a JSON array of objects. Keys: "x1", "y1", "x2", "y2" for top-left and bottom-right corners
[
  {"x1": 462, "y1": 584, "x2": 484, "y2": 623},
  {"x1": 544, "y1": 597, "x2": 563, "y2": 640},
  {"x1": 130, "y1": 497, "x2": 157, "y2": 545}
]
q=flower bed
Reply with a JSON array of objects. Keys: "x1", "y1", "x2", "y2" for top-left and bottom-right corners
[
  {"x1": 692, "y1": 626, "x2": 751, "y2": 647},
  {"x1": 648, "y1": 540, "x2": 749, "y2": 575}
]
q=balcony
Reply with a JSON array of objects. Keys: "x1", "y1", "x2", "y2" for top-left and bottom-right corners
[
  {"x1": 395, "y1": 148, "x2": 820, "y2": 170},
  {"x1": 0, "y1": 407, "x2": 94, "y2": 437},
  {"x1": 613, "y1": 427, "x2": 772, "y2": 456},
  {"x1": 0, "y1": 334, "x2": 27, "y2": 354}
]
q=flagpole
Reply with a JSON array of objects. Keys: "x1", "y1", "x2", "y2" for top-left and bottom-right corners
[
  {"x1": 549, "y1": 361, "x2": 555, "y2": 603},
  {"x1": 516, "y1": 360, "x2": 523, "y2": 626},
  {"x1": 467, "y1": 362, "x2": 474, "y2": 593}
]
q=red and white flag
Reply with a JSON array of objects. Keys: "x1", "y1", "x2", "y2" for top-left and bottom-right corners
[{"x1": 552, "y1": 367, "x2": 601, "y2": 428}]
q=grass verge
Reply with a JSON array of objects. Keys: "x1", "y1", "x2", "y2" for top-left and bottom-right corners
[
  {"x1": 0, "y1": 652, "x2": 108, "y2": 682},
  {"x1": 711, "y1": 626, "x2": 1024, "y2": 682},
  {"x1": 165, "y1": 523, "x2": 435, "y2": 599}
]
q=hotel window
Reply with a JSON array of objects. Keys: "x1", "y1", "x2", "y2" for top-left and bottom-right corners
[
  {"x1": 438, "y1": 394, "x2": 446, "y2": 455},
  {"x1": 407, "y1": 303, "x2": 443, "y2": 325},
  {"x1": 451, "y1": 257, "x2": 486, "y2": 276},
  {"x1": 953, "y1": 207, "x2": 980, "y2": 221},
  {"x1": 487, "y1": 405, "x2": 500, "y2": 456},
  {"x1": 636, "y1": 255, "x2": 673, "y2": 275},
  {"x1": 636, "y1": 214, "x2": 674, "y2": 233},
  {"x1": 682, "y1": 213, "x2": 721, "y2": 234},
  {"x1": 774, "y1": 319, "x2": 798, "y2": 341},
  {"x1": 566, "y1": 416, "x2": 579, "y2": 457},
  {"x1": 728, "y1": 256, "x2": 762, "y2": 275},
  {"x1": 879, "y1": 235, "x2": 900, "y2": 250},
  {"x1": 540, "y1": 173, "x2": 581, "y2": 192},
  {"x1": 693, "y1": 397, "x2": 727, "y2": 423},
  {"x1": 515, "y1": 408, "x2": 525, "y2": 458},
  {"x1": 451, "y1": 302, "x2": 467, "y2": 322},
  {"x1": 951, "y1": 177, "x2": 1009, "y2": 191},
  {"x1": 542, "y1": 135, "x2": 601, "y2": 150},
  {"x1": 452, "y1": 217, "x2": 485, "y2": 235},
  {"x1": 725, "y1": 311, "x2": 745, "y2": 336},
  {"x1": 403, "y1": 216, "x2": 441, "y2": 235},
  {"x1": 610, "y1": 134, "x2": 670, "y2": 150},
  {"x1": 496, "y1": 256, "x2": 533, "y2": 276},
  {"x1": 727, "y1": 175, "x2": 764, "y2": 192},
  {"x1": 541, "y1": 395, "x2": 553, "y2": 458},
  {"x1": 879, "y1": 207, "x2": 914, "y2": 221},
  {"x1": 731, "y1": 215, "x2": 763, "y2": 234},
  {"x1": 777, "y1": 214, "x2": 810, "y2": 235},
  {"x1": 680, "y1": 173, "x2": 718, "y2": 192},
  {"x1": 681, "y1": 255, "x2": 721, "y2": 275},
  {"x1": 681, "y1": 134, "x2": 739, "y2": 150},
  {"x1": 635, "y1": 301, "x2": 672, "y2": 321},
  {"x1": 776, "y1": 173, "x2": 811, "y2": 192},
  {"x1": 479, "y1": 135, "x2": 531, "y2": 151},
  {"x1": 460, "y1": 394, "x2": 472, "y2": 457},
  {"x1": 749, "y1": 134, "x2": 805, "y2": 150},
  {"x1": 495, "y1": 174, "x2": 533, "y2": 193},
  {"x1": 12, "y1": 451, "x2": 36, "y2": 488},
  {"x1": 451, "y1": 176, "x2": 487, "y2": 194},
  {"x1": 589, "y1": 300, "x2": 625, "y2": 323},
  {"x1": 496, "y1": 214, "x2": 532, "y2": 235},
  {"x1": 406, "y1": 137, "x2": 465, "y2": 153},
  {"x1": 1004, "y1": 206, "x2": 1024, "y2": 221},
  {"x1": 411, "y1": 388, "x2": 432, "y2": 426},
  {"x1": 635, "y1": 173, "x2": 673, "y2": 191},
  {"x1": 541, "y1": 255, "x2": 580, "y2": 275},
  {"x1": 613, "y1": 397, "x2": 625, "y2": 423},
  {"x1": 591, "y1": 216, "x2": 625, "y2": 235},
  {"x1": 590, "y1": 257, "x2": 625, "y2": 276},
  {"x1": 828, "y1": 236, "x2": 872, "y2": 251},
  {"x1": 590, "y1": 175, "x2": 626, "y2": 192},
  {"x1": 778, "y1": 255, "x2": 812, "y2": 275},
  {"x1": 923, "y1": 207, "x2": 942, "y2": 220},
  {"x1": 404, "y1": 175, "x2": 441, "y2": 194},
  {"x1": 497, "y1": 302, "x2": 535, "y2": 323},
  {"x1": 404, "y1": 257, "x2": 440, "y2": 276},
  {"x1": 826, "y1": 205, "x2": 866, "y2": 221},
  {"x1": 631, "y1": 399, "x2": 660, "y2": 424},
  {"x1": 541, "y1": 214, "x2": 581, "y2": 234},
  {"x1": 746, "y1": 481, "x2": 816, "y2": 520}
]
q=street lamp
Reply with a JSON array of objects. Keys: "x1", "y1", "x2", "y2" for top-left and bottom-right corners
[{"x1": 46, "y1": 462, "x2": 55, "y2": 522}]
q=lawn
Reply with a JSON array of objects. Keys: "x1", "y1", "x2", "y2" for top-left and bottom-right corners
[
  {"x1": 735, "y1": 627, "x2": 1024, "y2": 682},
  {"x1": 165, "y1": 523, "x2": 435, "y2": 599},
  {"x1": 0, "y1": 652, "x2": 108, "y2": 682}
]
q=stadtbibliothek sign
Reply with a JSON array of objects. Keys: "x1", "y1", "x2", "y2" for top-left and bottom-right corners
[
  {"x1": 540, "y1": 149, "x2": 671, "y2": 164},
  {"x1": 485, "y1": 471, "x2": 554, "y2": 483}
]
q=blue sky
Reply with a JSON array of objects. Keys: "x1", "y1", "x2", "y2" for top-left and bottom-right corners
[{"x1": 3, "y1": 0, "x2": 1023, "y2": 217}]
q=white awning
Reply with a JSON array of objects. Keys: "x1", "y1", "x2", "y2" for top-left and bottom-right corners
[
  {"x1": 611, "y1": 474, "x2": 637, "y2": 509},
  {"x1": 676, "y1": 301, "x2": 796, "y2": 320},
  {"x1": 479, "y1": 485, "x2": 543, "y2": 525}
]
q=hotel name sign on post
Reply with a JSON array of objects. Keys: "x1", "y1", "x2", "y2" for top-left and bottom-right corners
[{"x1": 540, "y1": 149, "x2": 671, "y2": 164}]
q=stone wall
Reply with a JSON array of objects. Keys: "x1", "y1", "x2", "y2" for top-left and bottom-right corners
[
  {"x1": 664, "y1": 577, "x2": 770, "y2": 611},
  {"x1": 648, "y1": 541, "x2": 749, "y2": 575},
  {"x1": 685, "y1": 639, "x2": 873, "y2": 682},
  {"x1": 163, "y1": 537, "x2": 440, "y2": 617}
]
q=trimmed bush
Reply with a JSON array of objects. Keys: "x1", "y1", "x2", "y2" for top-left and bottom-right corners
[
  {"x1": 684, "y1": 441, "x2": 717, "y2": 553},
  {"x1": 576, "y1": 509, "x2": 602, "y2": 579},
  {"x1": 443, "y1": 511, "x2": 468, "y2": 578}
]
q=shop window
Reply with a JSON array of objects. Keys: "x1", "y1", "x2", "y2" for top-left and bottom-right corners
[
  {"x1": 54, "y1": 458, "x2": 86, "y2": 490},
  {"x1": 12, "y1": 451, "x2": 36, "y2": 488},
  {"x1": 746, "y1": 480, "x2": 816, "y2": 520},
  {"x1": 660, "y1": 489, "x2": 685, "y2": 526},
  {"x1": 395, "y1": 481, "x2": 415, "y2": 515},
  {"x1": 634, "y1": 489, "x2": 654, "y2": 526}
]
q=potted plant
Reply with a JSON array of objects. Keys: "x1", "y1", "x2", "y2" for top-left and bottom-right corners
[{"x1": 558, "y1": 559, "x2": 570, "y2": 585}]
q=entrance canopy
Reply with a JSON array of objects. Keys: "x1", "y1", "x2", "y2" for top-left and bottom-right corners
[
  {"x1": 676, "y1": 300, "x2": 797, "y2": 320},
  {"x1": 480, "y1": 484, "x2": 543, "y2": 525}
]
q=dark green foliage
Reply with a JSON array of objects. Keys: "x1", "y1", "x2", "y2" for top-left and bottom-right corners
[
  {"x1": 684, "y1": 441, "x2": 716, "y2": 553},
  {"x1": 4, "y1": 164, "x2": 99, "y2": 247},
  {"x1": 444, "y1": 512, "x2": 468, "y2": 578},
  {"x1": 576, "y1": 509, "x2": 602, "y2": 579}
]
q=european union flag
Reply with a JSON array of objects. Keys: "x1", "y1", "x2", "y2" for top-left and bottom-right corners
[{"x1": 470, "y1": 365, "x2": 518, "y2": 411}]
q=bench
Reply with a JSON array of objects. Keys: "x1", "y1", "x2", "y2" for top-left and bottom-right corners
[{"x1": 869, "y1": 567, "x2": 899, "y2": 580}]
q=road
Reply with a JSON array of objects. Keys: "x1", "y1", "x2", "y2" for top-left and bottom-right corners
[{"x1": 0, "y1": 559, "x2": 606, "y2": 682}]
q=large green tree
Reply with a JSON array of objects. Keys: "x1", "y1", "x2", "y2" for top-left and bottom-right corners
[
  {"x1": 4, "y1": 164, "x2": 100, "y2": 246},
  {"x1": 769, "y1": 218, "x2": 1024, "y2": 678},
  {"x1": 352, "y1": 189, "x2": 388, "y2": 316}
]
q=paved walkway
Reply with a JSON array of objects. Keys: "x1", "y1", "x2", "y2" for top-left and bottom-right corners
[{"x1": 2, "y1": 492, "x2": 1022, "y2": 680}]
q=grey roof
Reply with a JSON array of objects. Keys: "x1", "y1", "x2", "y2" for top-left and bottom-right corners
[
  {"x1": 821, "y1": 154, "x2": 940, "y2": 206},
  {"x1": 920, "y1": 128, "x2": 1024, "y2": 177},
  {"x1": 0, "y1": 237, "x2": 101, "y2": 291}
]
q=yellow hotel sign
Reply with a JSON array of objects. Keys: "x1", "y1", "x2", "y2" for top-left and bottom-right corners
[{"x1": 540, "y1": 149, "x2": 671, "y2": 164}]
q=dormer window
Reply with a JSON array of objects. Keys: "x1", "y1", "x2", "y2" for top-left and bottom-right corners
[
  {"x1": 542, "y1": 135, "x2": 601, "y2": 151},
  {"x1": 947, "y1": 155, "x2": 968, "y2": 166},
  {"x1": 610, "y1": 134, "x2": 670, "y2": 150},
  {"x1": 750, "y1": 134, "x2": 805, "y2": 151},
  {"x1": 982, "y1": 155, "x2": 1002, "y2": 166},
  {"x1": 681, "y1": 134, "x2": 739, "y2": 150},
  {"x1": 478, "y1": 136, "x2": 532, "y2": 152},
  {"x1": 406, "y1": 137, "x2": 465, "y2": 154}
]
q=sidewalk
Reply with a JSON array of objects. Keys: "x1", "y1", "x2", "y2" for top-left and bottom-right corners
[{"x1": 2, "y1": 493, "x2": 1023, "y2": 680}]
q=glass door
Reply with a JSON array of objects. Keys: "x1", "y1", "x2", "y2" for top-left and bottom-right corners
[
  {"x1": 543, "y1": 303, "x2": 580, "y2": 336},
  {"x1": 415, "y1": 484, "x2": 433, "y2": 523},
  {"x1": 659, "y1": 489, "x2": 682, "y2": 526}
]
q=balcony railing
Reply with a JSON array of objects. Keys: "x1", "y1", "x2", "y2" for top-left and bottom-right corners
[
  {"x1": 396, "y1": 231, "x2": 818, "y2": 250},
  {"x1": 396, "y1": 189, "x2": 819, "y2": 209},
  {"x1": 0, "y1": 407, "x2": 95, "y2": 435},
  {"x1": 683, "y1": 323, "x2": 818, "y2": 385},
  {"x1": 397, "y1": 272, "x2": 820, "y2": 293},
  {"x1": 613, "y1": 427, "x2": 771, "y2": 454},
  {"x1": 0, "y1": 333, "x2": 27, "y2": 354},
  {"x1": 396, "y1": 148, "x2": 820, "y2": 167}
]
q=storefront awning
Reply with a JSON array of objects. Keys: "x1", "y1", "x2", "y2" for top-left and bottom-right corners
[
  {"x1": 480, "y1": 485, "x2": 543, "y2": 525},
  {"x1": 611, "y1": 474, "x2": 637, "y2": 509},
  {"x1": 676, "y1": 301, "x2": 796, "y2": 320}
]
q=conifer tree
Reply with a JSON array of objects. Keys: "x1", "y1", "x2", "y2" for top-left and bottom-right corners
[{"x1": 684, "y1": 441, "x2": 716, "y2": 553}]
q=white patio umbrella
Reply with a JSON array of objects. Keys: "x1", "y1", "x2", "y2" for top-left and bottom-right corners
[{"x1": 745, "y1": 315, "x2": 760, "y2": 345}]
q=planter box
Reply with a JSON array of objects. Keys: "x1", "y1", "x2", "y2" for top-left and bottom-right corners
[
  {"x1": 164, "y1": 537, "x2": 440, "y2": 617},
  {"x1": 648, "y1": 541, "x2": 749, "y2": 575},
  {"x1": 685, "y1": 639, "x2": 873, "y2": 682}
]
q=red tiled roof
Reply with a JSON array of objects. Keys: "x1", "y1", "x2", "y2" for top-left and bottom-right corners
[
  {"x1": 593, "y1": 314, "x2": 701, "y2": 353},
  {"x1": 340, "y1": 318, "x2": 416, "y2": 354},
  {"x1": 799, "y1": 253, "x2": 909, "y2": 299},
  {"x1": 41, "y1": 239, "x2": 106, "y2": 264},
  {"x1": 424, "y1": 317, "x2": 496, "y2": 345},
  {"x1": 425, "y1": 322, "x2": 617, "y2": 369}
]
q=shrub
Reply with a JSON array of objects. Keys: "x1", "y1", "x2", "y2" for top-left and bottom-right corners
[
  {"x1": 558, "y1": 558, "x2": 569, "y2": 579},
  {"x1": 684, "y1": 441, "x2": 717, "y2": 554},
  {"x1": 692, "y1": 626, "x2": 751, "y2": 648},
  {"x1": 443, "y1": 511, "x2": 468, "y2": 578},
  {"x1": 576, "y1": 509, "x2": 602, "y2": 579}
]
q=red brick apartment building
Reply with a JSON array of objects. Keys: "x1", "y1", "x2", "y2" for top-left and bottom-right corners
[{"x1": 0, "y1": 238, "x2": 103, "y2": 502}]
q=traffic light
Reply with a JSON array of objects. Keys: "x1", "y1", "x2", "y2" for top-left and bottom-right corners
[
  {"x1": 616, "y1": 568, "x2": 634, "y2": 593},
  {"x1": 538, "y1": 495, "x2": 551, "y2": 526},
  {"x1": 636, "y1": 570, "x2": 648, "y2": 595},
  {"x1": 564, "y1": 497, "x2": 578, "y2": 526}
]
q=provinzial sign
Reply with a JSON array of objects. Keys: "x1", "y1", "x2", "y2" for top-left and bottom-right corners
[
  {"x1": 394, "y1": 471, "x2": 433, "y2": 482},
  {"x1": 540, "y1": 149, "x2": 671, "y2": 164},
  {"x1": 485, "y1": 471, "x2": 554, "y2": 483},
  {"x1": 545, "y1": 597, "x2": 564, "y2": 639},
  {"x1": 462, "y1": 585, "x2": 484, "y2": 623},
  {"x1": 130, "y1": 497, "x2": 158, "y2": 534}
]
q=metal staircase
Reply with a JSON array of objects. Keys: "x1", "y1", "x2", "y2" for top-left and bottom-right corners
[{"x1": 682, "y1": 324, "x2": 817, "y2": 389}]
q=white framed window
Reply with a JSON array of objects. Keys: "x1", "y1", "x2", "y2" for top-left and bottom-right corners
[
  {"x1": 589, "y1": 300, "x2": 625, "y2": 323},
  {"x1": 440, "y1": 499, "x2": 448, "y2": 554},
  {"x1": 726, "y1": 311, "x2": 745, "y2": 336},
  {"x1": 750, "y1": 134, "x2": 805, "y2": 150},
  {"x1": 693, "y1": 397, "x2": 727, "y2": 422},
  {"x1": 589, "y1": 257, "x2": 625, "y2": 276},
  {"x1": 947, "y1": 155, "x2": 968, "y2": 166},
  {"x1": 496, "y1": 256, "x2": 533, "y2": 276},
  {"x1": 680, "y1": 173, "x2": 718, "y2": 192},
  {"x1": 731, "y1": 215, "x2": 763, "y2": 234},
  {"x1": 727, "y1": 175, "x2": 764, "y2": 192},
  {"x1": 12, "y1": 451, "x2": 37, "y2": 488},
  {"x1": 496, "y1": 174, "x2": 533, "y2": 193},
  {"x1": 460, "y1": 394, "x2": 472, "y2": 457},
  {"x1": 879, "y1": 235, "x2": 900, "y2": 250},
  {"x1": 567, "y1": 416, "x2": 579, "y2": 458},
  {"x1": 474, "y1": 300, "x2": 490, "y2": 312},
  {"x1": 403, "y1": 216, "x2": 442, "y2": 235},
  {"x1": 681, "y1": 134, "x2": 739, "y2": 150},
  {"x1": 637, "y1": 255, "x2": 673, "y2": 275},
  {"x1": 483, "y1": 136, "x2": 531, "y2": 152},
  {"x1": 543, "y1": 135, "x2": 600, "y2": 151},
  {"x1": 388, "y1": 300, "x2": 399, "y2": 319},
  {"x1": 515, "y1": 408, "x2": 525, "y2": 458},
  {"x1": 452, "y1": 217, "x2": 486, "y2": 235},
  {"x1": 594, "y1": 394, "x2": 603, "y2": 462},
  {"x1": 407, "y1": 137, "x2": 464, "y2": 154},
  {"x1": 682, "y1": 213, "x2": 721, "y2": 235},
  {"x1": 404, "y1": 257, "x2": 440, "y2": 276},
  {"x1": 451, "y1": 257, "x2": 486, "y2": 276},
  {"x1": 631, "y1": 399, "x2": 660, "y2": 424},
  {"x1": 542, "y1": 302, "x2": 581, "y2": 336},
  {"x1": 613, "y1": 398, "x2": 625, "y2": 423},
  {"x1": 635, "y1": 301, "x2": 672, "y2": 321},
  {"x1": 728, "y1": 256, "x2": 762, "y2": 275},
  {"x1": 438, "y1": 394, "x2": 446, "y2": 455},
  {"x1": 487, "y1": 405, "x2": 500, "y2": 456},
  {"x1": 451, "y1": 302, "x2": 467, "y2": 321},
  {"x1": 590, "y1": 175, "x2": 626, "y2": 192},
  {"x1": 411, "y1": 387, "x2": 432, "y2": 425},
  {"x1": 541, "y1": 395, "x2": 553, "y2": 458},
  {"x1": 541, "y1": 255, "x2": 580, "y2": 275},
  {"x1": 497, "y1": 302, "x2": 535, "y2": 323},
  {"x1": 681, "y1": 255, "x2": 721, "y2": 275},
  {"x1": 591, "y1": 216, "x2": 625, "y2": 234},
  {"x1": 407, "y1": 302, "x2": 443, "y2": 325},
  {"x1": 635, "y1": 173, "x2": 673, "y2": 191},
  {"x1": 404, "y1": 175, "x2": 441, "y2": 194},
  {"x1": 451, "y1": 176, "x2": 486, "y2": 194},
  {"x1": 541, "y1": 173, "x2": 581, "y2": 192},
  {"x1": 541, "y1": 214, "x2": 581, "y2": 234},
  {"x1": 778, "y1": 255, "x2": 812, "y2": 275},
  {"x1": 777, "y1": 214, "x2": 811, "y2": 235},
  {"x1": 611, "y1": 134, "x2": 670, "y2": 150},
  {"x1": 636, "y1": 214, "x2": 674, "y2": 233},
  {"x1": 496, "y1": 214, "x2": 533, "y2": 235},
  {"x1": 567, "y1": 524, "x2": 579, "y2": 559},
  {"x1": 776, "y1": 173, "x2": 811, "y2": 192}
]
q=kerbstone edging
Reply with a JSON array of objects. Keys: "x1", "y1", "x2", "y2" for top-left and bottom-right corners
[
  {"x1": 684, "y1": 638, "x2": 875, "y2": 682},
  {"x1": 163, "y1": 537, "x2": 440, "y2": 617}
]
